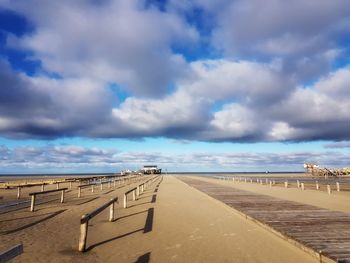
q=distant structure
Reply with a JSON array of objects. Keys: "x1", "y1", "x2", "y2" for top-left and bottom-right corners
[
  {"x1": 304, "y1": 163, "x2": 350, "y2": 177},
  {"x1": 303, "y1": 163, "x2": 319, "y2": 176},
  {"x1": 141, "y1": 165, "x2": 162, "y2": 174}
]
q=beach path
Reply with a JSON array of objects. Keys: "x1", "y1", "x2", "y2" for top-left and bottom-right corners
[{"x1": 1, "y1": 175, "x2": 318, "y2": 262}]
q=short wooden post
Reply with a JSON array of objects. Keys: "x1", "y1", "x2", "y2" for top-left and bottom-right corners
[
  {"x1": 265, "y1": 179, "x2": 268, "y2": 184},
  {"x1": 113, "y1": 180, "x2": 116, "y2": 188},
  {"x1": 78, "y1": 215, "x2": 88, "y2": 252},
  {"x1": 256, "y1": 178, "x2": 259, "y2": 183},
  {"x1": 273, "y1": 180, "x2": 276, "y2": 185},
  {"x1": 30, "y1": 195, "x2": 36, "y2": 212},
  {"x1": 78, "y1": 187, "x2": 81, "y2": 198},
  {"x1": 56, "y1": 183, "x2": 59, "y2": 190},
  {"x1": 69, "y1": 182, "x2": 72, "y2": 189},
  {"x1": 17, "y1": 187, "x2": 21, "y2": 199},
  {"x1": 91, "y1": 185, "x2": 94, "y2": 193},
  {"x1": 132, "y1": 190, "x2": 136, "y2": 201},
  {"x1": 301, "y1": 183, "x2": 305, "y2": 191},
  {"x1": 316, "y1": 181, "x2": 319, "y2": 190},
  {"x1": 60, "y1": 190, "x2": 65, "y2": 203},
  {"x1": 244, "y1": 178, "x2": 247, "y2": 183},
  {"x1": 109, "y1": 201, "x2": 114, "y2": 222},
  {"x1": 269, "y1": 181, "x2": 272, "y2": 187},
  {"x1": 232, "y1": 177, "x2": 235, "y2": 182},
  {"x1": 123, "y1": 194, "x2": 127, "y2": 208},
  {"x1": 297, "y1": 180, "x2": 300, "y2": 188},
  {"x1": 108, "y1": 181, "x2": 111, "y2": 188},
  {"x1": 284, "y1": 181, "x2": 288, "y2": 188},
  {"x1": 41, "y1": 184, "x2": 45, "y2": 192},
  {"x1": 250, "y1": 179, "x2": 253, "y2": 183},
  {"x1": 100, "y1": 183, "x2": 103, "y2": 191},
  {"x1": 137, "y1": 185, "x2": 140, "y2": 196},
  {"x1": 336, "y1": 182, "x2": 340, "y2": 192},
  {"x1": 260, "y1": 179, "x2": 263, "y2": 185},
  {"x1": 327, "y1": 185, "x2": 331, "y2": 195}
]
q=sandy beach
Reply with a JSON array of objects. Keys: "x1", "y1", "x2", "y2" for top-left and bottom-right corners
[{"x1": 0, "y1": 174, "x2": 328, "y2": 262}]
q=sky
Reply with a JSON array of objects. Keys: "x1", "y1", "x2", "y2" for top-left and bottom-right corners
[{"x1": 1, "y1": 0, "x2": 350, "y2": 173}]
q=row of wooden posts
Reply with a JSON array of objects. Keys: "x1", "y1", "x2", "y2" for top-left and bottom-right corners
[
  {"x1": 215, "y1": 176, "x2": 343, "y2": 195},
  {"x1": 78, "y1": 175, "x2": 162, "y2": 252},
  {"x1": 27, "y1": 175, "x2": 141, "y2": 212}
]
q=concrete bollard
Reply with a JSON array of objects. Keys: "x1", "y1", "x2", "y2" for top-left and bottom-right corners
[
  {"x1": 284, "y1": 181, "x2": 288, "y2": 188},
  {"x1": 336, "y1": 182, "x2": 340, "y2": 192},
  {"x1": 301, "y1": 183, "x2": 305, "y2": 191},
  {"x1": 316, "y1": 181, "x2": 319, "y2": 190},
  {"x1": 327, "y1": 185, "x2": 331, "y2": 195}
]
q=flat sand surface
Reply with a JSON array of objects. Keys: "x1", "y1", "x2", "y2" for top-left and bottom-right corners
[{"x1": 0, "y1": 176, "x2": 318, "y2": 262}]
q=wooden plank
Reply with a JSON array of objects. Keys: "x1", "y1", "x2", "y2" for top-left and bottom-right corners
[
  {"x1": 29, "y1": 188, "x2": 68, "y2": 196},
  {"x1": 81, "y1": 197, "x2": 118, "y2": 223},
  {"x1": 0, "y1": 243, "x2": 23, "y2": 263}
]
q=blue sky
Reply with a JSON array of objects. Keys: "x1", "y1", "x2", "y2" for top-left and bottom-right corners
[{"x1": 1, "y1": 0, "x2": 350, "y2": 173}]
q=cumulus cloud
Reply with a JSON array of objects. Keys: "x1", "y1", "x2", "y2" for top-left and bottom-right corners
[
  {"x1": 2, "y1": 0, "x2": 198, "y2": 97},
  {"x1": 0, "y1": 0, "x2": 350, "y2": 144},
  {"x1": 1, "y1": 144, "x2": 350, "y2": 172}
]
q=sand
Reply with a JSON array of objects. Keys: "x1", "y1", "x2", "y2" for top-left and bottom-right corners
[{"x1": 0, "y1": 175, "x2": 318, "y2": 262}]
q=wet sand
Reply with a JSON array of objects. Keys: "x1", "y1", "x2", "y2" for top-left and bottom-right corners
[{"x1": 1, "y1": 175, "x2": 319, "y2": 262}]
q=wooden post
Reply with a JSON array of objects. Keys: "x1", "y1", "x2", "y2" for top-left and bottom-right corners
[
  {"x1": 244, "y1": 178, "x2": 247, "y2": 183},
  {"x1": 17, "y1": 187, "x2": 21, "y2": 199},
  {"x1": 250, "y1": 179, "x2": 253, "y2": 183},
  {"x1": 30, "y1": 195, "x2": 36, "y2": 212},
  {"x1": 297, "y1": 180, "x2": 300, "y2": 188},
  {"x1": 316, "y1": 181, "x2": 319, "y2": 190},
  {"x1": 78, "y1": 187, "x2": 81, "y2": 198},
  {"x1": 260, "y1": 180, "x2": 263, "y2": 185},
  {"x1": 60, "y1": 190, "x2": 65, "y2": 203},
  {"x1": 113, "y1": 180, "x2": 116, "y2": 188},
  {"x1": 109, "y1": 201, "x2": 114, "y2": 222},
  {"x1": 232, "y1": 177, "x2": 235, "y2": 182},
  {"x1": 269, "y1": 181, "x2": 272, "y2": 187},
  {"x1": 301, "y1": 183, "x2": 305, "y2": 191},
  {"x1": 56, "y1": 183, "x2": 59, "y2": 190},
  {"x1": 327, "y1": 185, "x2": 331, "y2": 195},
  {"x1": 78, "y1": 215, "x2": 88, "y2": 252},
  {"x1": 137, "y1": 185, "x2": 140, "y2": 196},
  {"x1": 265, "y1": 179, "x2": 268, "y2": 184},
  {"x1": 284, "y1": 181, "x2": 288, "y2": 188},
  {"x1": 123, "y1": 194, "x2": 127, "y2": 208},
  {"x1": 132, "y1": 190, "x2": 136, "y2": 201},
  {"x1": 69, "y1": 182, "x2": 72, "y2": 189},
  {"x1": 108, "y1": 181, "x2": 111, "y2": 188},
  {"x1": 336, "y1": 182, "x2": 340, "y2": 192},
  {"x1": 91, "y1": 185, "x2": 94, "y2": 193},
  {"x1": 41, "y1": 184, "x2": 45, "y2": 192},
  {"x1": 100, "y1": 183, "x2": 103, "y2": 191},
  {"x1": 273, "y1": 180, "x2": 276, "y2": 185}
]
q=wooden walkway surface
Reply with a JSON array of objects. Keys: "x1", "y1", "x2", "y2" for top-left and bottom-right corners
[{"x1": 178, "y1": 176, "x2": 350, "y2": 263}]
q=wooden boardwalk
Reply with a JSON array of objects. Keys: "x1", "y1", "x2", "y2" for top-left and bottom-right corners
[{"x1": 178, "y1": 176, "x2": 350, "y2": 263}]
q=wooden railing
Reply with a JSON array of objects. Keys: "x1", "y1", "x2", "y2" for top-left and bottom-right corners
[
  {"x1": 29, "y1": 188, "x2": 68, "y2": 212},
  {"x1": 78, "y1": 197, "x2": 118, "y2": 252},
  {"x1": 0, "y1": 243, "x2": 23, "y2": 262}
]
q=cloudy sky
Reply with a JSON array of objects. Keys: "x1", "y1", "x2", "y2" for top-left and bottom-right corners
[{"x1": 1, "y1": 0, "x2": 350, "y2": 173}]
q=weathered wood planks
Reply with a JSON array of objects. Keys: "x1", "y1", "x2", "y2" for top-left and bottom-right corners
[{"x1": 179, "y1": 177, "x2": 350, "y2": 263}]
